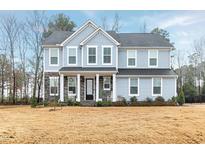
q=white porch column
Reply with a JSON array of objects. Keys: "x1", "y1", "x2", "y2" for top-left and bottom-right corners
[
  {"x1": 112, "y1": 74, "x2": 117, "y2": 102},
  {"x1": 76, "y1": 74, "x2": 81, "y2": 102},
  {"x1": 60, "y1": 74, "x2": 64, "y2": 102},
  {"x1": 96, "y1": 74, "x2": 99, "y2": 101}
]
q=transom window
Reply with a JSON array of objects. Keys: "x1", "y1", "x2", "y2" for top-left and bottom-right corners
[
  {"x1": 68, "y1": 77, "x2": 77, "y2": 95},
  {"x1": 67, "y1": 47, "x2": 77, "y2": 65},
  {"x1": 88, "y1": 46, "x2": 97, "y2": 64},
  {"x1": 103, "y1": 77, "x2": 111, "y2": 90},
  {"x1": 103, "y1": 46, "x2": 112, "y2": 64},
  {"x1": 49, "y1": 48, "x2": 59, "y2": 65},
  {"x1": 153, "y1": 78, "x2": 162, "y2": 96},
  {"x1": 50, "y1": 77, "x2": 58, "y2": 96},
  {"x1": 129, "y1": 78, "x2": 139, "y2": 96},
  {"x1": 127, "y1": 50, "x2": 137, "y2": 67},
  {"x1": 149, "y1": 50, "x2": 158, "y2": 67}
]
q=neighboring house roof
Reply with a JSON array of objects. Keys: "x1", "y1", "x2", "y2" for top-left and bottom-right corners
[
  {"x1": 59, "y1": 67, "x2": 117, "y2": 72},
  {"x1": 43, "y1": 31, "x2": 74, "y2": 45},
  {"x1": 118, "y1": 69, "x2": 177, "y2": 76}
]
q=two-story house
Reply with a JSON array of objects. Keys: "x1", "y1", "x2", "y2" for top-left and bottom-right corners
[{"x1": 42, "y1": 20, "x2": 177, "y2": 103}]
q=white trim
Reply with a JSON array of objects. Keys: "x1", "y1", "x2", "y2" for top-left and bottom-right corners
[
  {"x1": 96, "y1": 74, "x2": 99, "y2": 101},
  {"x1": 80, "y1": 27, "x2": 120, "y2": 46},
  {"x1": 152, "y1": 77, "x2": 162, "y2": 96},
  {"x1": 87, "y1": 45, "x2": 97, "y2": 65},
  {"x1": 148, "y1": 49, "x2": 158, "y2": 68},
  {"x1": 102, "y1": 45, "x2": 113, "y2": 65},
  {"x1": 112, "y1": 74, "x2": 117, "y2": 102},
  {"x1": 116, "y1": 47, "x2": 118, "y2": 70},
  {"x1": 82, "y1": 47, "x2": 84, "y2": 67},
  {"x1": 67, "y1": 46, "x2": 78, "y2": 66},
  {"x1": 119, "y1": 46, "x2": 172, "y2": 49},
  {"x1": 127, "y1": 49, "x2": 137, "y2": 68},
  {"x1": 175, "y1": 77, "x2": 177, "y2": 96},
  {"x1": 49, "y1": 76, "x2": 59, "y2": 96},
  {"x1": 44, "y1": 70, "x2": 59, "y2": 72},
  {"x1": 117, "y1": 75, "x2": 178, "y2": 78},
  {"x1": 103, "y1": 77, "x2": 111, "y2": 91},
  {"x1": 60, "y1": 20, "x2": 98, "y2": 46},
  {"x1": 128, "y1": 77, "x2": 139, "y2": 96},
  {"x1": 49, "y1": 48, "x2": 59, "y2": 66}
]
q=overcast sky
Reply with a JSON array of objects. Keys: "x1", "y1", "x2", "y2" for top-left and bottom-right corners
[{"x1": 0, "y1": 10, "x2": 205, "y2": 65}]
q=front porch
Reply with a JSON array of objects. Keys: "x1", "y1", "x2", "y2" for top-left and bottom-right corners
[{"x1": 59, "y1": 72, "x2": 117, "y2": 103}]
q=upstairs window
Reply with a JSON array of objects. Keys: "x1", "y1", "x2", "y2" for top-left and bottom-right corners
[
  {"x1": 129, "y1": 78, "x2": 139, "y2": 96},
  {"x1": 103, "y1": 77, "x2": 111, "y2": 90},
  {"x1": 152, "y1": 78, "x2": 162, "y2": 96},
  {"x1": 50, "y1": 77, "x2": 59, "y2": 96},
  {"x1": 127, "y1": 50, "x2": 137, "y2": 67},
  {"x1": 67, "y1": 47, "x2": 77, "y2": 65},
  {"x1": 103, "y1": 46, "x2": 112, "y2": 64},
  {"x1": 88, "y1": 46, "x2": 97, "y2": 64},
  {"x1": 49, "y1": 48, "x2": 59, "y2": 65},
  {"x1": 149, "y1": 50, "x2": 158, "y2": 67},
  {"x1": 68, "y1": 77, "x2": 77, "y2": 95}
]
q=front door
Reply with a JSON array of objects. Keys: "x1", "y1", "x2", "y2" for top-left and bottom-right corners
[{"x1": 86, "y1": 79, "x2": 94, "y2": 100}]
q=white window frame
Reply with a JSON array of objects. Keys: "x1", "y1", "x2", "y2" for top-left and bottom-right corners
[
  {"x1": 127, "y1": 50, "x2": 137, "y2": 67},
  {"x1": 148, "y1": 50, "x2": 158, "y2": 68},
  {"x1": 49, "y1": 48, "x2": 59, "y2": 66},
  {"x1": 128, "y1": 78, "x2": 139, "y2": 96},
  {"x1": 67, "y1": 46, "x2": 78, "y2": 66},
  {"x1": 68, "y1": 77, "x2": 77, "y2": 96},
  {"x1": 49, "y1": 76, "x2": 59, "y2": 96},
  {"x1": 152, "y1": 77, "x2": 162, "y2": 96},
  {"x1": 103, "y1": 77, "x2": 111, "y2": 90},
  {"x1": 102, "y1": 45, "x2": 112, "y2": 65},
  {"x1": 87, "y1": 45, "x2": 97, "y2": 65}
]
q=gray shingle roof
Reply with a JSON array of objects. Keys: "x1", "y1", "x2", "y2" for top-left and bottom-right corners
[
  {"x1": 118, "y1": 69, "x2": 177, "y2": 76},
  {"x1": 59, "y1": 67, "x2": 117, "y2": 72},
  {"x1": 43, "y1": 31, "x2": 74, "y2": 45},
  {"x1": 43, "y1": 30, "x2": 173, "y2": 47}
]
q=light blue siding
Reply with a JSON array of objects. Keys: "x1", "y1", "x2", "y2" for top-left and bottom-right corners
[
  {"x1": 44, "y1": 47, "x2": 63, "y2": 71},
  {"x1": 118, "y1": 48, "x2": 170, "y2": 68},
  {"x1": 116, "y1": 77, "x2": 176, "y2": 101},
  {"x1": 82, "y1": 31, "x2": 117, "y2": 67}
]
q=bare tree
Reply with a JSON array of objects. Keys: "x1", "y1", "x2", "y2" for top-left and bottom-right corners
[
  {"x1": 111, "y1": 13, "x2": 121, "y2": 32},
  {"x1": 25, "y1": 11, "x2": 47, "y2": 101},
  {"x1": 101, "y1": 16, "x2": 108, "y2": 30},
  {"x1": 1, "y1": 15, "x2": 21, "y2": 104},
  {"x1": 140, "y1": 20, "x2": 147, "y2": 33}
]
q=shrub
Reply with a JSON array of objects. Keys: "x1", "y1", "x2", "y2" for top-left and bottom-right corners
[
  {"x1": 130, "y1": 96, "x2": 137, "y2": 103},
  {"x1": 74, "y1": 101, "x2": 81, "y2": 106},
  {"x1": 145, "y1": 97, "x2": 153, "y2": 103},
  {"x1": 97, "y1": 101, "x2": 112, "y2": 107},
  {"x1": 177, "y1": 88, "x2": 185, "y2": 106},
  {"x1": 64, "y1": 97, "x2": 75, "y2": 106},
  {"x1": 112, "y1": 101, "x2": 127, "y2": 106},
  {"x1": 155, "y1": 96, "x2": 165, "y2": 102},
  {"x1": 30, "y1": 97, "x2": 38, "y2": 108}
]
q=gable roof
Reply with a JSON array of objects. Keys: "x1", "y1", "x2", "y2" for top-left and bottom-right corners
[{"x1": 80, "y1": 28, "x2": 120, "y2": 46}]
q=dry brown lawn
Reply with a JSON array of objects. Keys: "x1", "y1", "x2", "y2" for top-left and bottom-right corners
[{"x1": 0, "y1": 104, "x2": 205, "y2": 144}]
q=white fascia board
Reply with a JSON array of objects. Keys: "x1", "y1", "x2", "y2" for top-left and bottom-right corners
[
  {"x1": 80, "y1": 27, "x2": 120, "y2": 46},
  {"x1": 60, "y1": 20, "x2": 98, "y2": 46}
]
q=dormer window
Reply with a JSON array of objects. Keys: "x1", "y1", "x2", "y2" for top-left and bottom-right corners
[
  {"x1": 127, "y1": 50, "x2": 137, "y2": 67},
  {"x1": 49, "y1": 48, "x2": 59, "y2": 66},
  {"x1": 148, "y1": 50, "x2": 158, "y2": 67}
]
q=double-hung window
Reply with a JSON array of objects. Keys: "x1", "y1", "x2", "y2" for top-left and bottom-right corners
[
  {"x1": 103, "y1": 77, "x2": 111, "y2": 90},
  {"x1": 129, "y1": 78, "x2": 139, "y2": 96},
  {"x1": 49, "y1": 48, "x2": 59, "y2": 65},
  {"x1": 103, "y1": 46, "x2": 112, "y2": 64},
  {"x1": 67, "y1": 47, "x2": 77, "y2": 65},
  {"x1": 152, "y1": 78, "x2": 162, "y2": 96},
  {"x1": 50, "y1": 77, "x2": 59, "y2": 96},
  {"x1": 88, "y1": 46, "x2": 97, "y2": 64},
  {"x1": 127, "y1": 50, "x2": 137, "y2": 67},
  {"x1": 68, "y1": 77, "x2": 77, "y2": 95},
  {"x1": 149, "y1": 50, "x2": 158, "y2": 67}
]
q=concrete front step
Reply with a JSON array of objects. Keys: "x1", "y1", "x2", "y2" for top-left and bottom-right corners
[{"x1": 81, "y1": 101, "x2": 96, "y2": 106}]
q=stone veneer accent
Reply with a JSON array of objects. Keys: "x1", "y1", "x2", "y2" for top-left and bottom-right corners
[
  {"x1": 99, "y1": 76, "x2": 112, "y2": 101},
  {"x1": 80, "y1": 76, "x2": 84, "y2": 101},
  {"x1": 44, "y1": 72, "x2": 60, "y2": 101}
]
